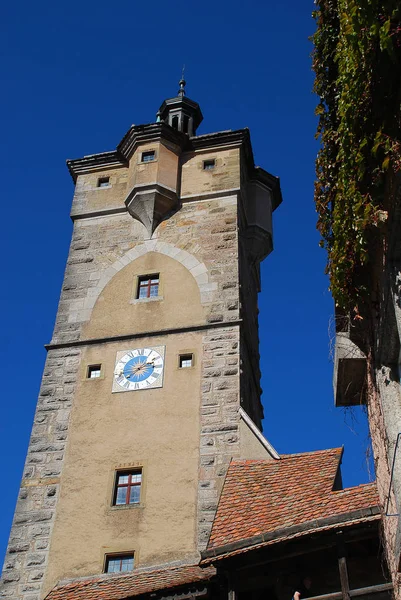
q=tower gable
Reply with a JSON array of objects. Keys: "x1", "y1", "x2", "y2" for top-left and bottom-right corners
[{"x1": 82, "y1": 251, "x2": 205, "y2": 340}]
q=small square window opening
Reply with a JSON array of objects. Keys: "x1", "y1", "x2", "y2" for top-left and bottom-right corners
[
  {"x1": 203, "y1": 159, "x2": 215, "y2": 171},
  {"x1": 87, "y1": 365, "x2": 102, "y2": 379},
  {"x1": 114, "y1": 469, "x2": 142, "y2": 506},
  {"x1": 105, "y1": 554, "x2": 134, "y2": 573},
  {"x1": 179, "y1": 354, "x2": 193, "y2": 368},
  {"x1": 137, "y1": 275, "x2": 159, "y2": 299},
  {"x1": 141, "y1": 150, "x2": 155, "y2": 163},
  {"x1": 98, "y1": 177, "x2": 110, "y2": 188}
]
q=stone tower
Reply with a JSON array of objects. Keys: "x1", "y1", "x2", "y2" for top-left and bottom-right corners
[{"x1": 0, "y1": 82, "x2": 282, "y2": 600}]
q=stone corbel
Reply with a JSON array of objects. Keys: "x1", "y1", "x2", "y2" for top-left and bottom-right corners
[{"x1": 125, "y1": 184, "x2": 179, "y2": 237}]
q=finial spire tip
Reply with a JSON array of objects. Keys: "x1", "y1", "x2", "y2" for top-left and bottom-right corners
[{"x1": 178, "y1": 65, "x2": 186, "y2": 97}]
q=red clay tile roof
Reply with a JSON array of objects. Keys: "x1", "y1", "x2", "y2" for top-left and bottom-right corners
[
  {"x1": 206, "y1": 448, "x2": 379, "y2": 556},
  {"x1": 45, "y1": 563, "x2": 216, "y2": 600}
]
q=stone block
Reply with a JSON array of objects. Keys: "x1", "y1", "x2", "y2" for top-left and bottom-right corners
[{"x1": 26, "y1": 555, "x2": 45, "y2": 567}]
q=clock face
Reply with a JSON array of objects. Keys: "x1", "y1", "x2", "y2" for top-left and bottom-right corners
[{"x1": 112, "y1": 346, "x2": 165, "y2": 393}]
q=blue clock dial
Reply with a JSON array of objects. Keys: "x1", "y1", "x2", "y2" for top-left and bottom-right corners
[{"x1": 123, "y1": 356, "x2": 155, "y2": 382}]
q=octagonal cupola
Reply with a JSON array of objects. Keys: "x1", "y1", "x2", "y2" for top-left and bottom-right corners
[{"x1": 157, "y1": 78, "x2": 203, "y2": 136}]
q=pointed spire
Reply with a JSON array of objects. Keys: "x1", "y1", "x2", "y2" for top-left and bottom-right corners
[{"x1": 178, "y1": 65, "x2": 186, "y2": 97}]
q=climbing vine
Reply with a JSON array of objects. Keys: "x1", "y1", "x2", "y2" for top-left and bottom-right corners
[{"x1": 312, "y1": 0, "x2": 401, "y2": 313}]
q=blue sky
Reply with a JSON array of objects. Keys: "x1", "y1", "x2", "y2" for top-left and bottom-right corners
[{"x1": 0, "y1": 0, "x2": 372, "y2": 570}]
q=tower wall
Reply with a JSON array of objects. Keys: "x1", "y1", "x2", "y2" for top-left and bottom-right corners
[{"x1": 1, "y1": 122, "x2": 281, "y2": 600}]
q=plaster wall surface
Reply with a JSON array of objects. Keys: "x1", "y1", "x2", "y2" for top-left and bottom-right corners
[
  {"x1": 239, "y1": 418, "x2": 275, "y2": 460},
  {"x1": 82, "y1": 252, "x2": 206, "y2": 339},
  {"x1": 42, "y1": 333, "x2": 203, "y2": 596}
]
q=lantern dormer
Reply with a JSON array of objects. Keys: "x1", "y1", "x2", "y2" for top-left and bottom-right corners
[{"x1": 158, "y1": 78, "x2": 203, "y2": 136}]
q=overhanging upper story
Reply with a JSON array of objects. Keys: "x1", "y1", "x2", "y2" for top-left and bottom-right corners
[{"x1": 67, "y1": 123, "x2": 282, "y2": 248}]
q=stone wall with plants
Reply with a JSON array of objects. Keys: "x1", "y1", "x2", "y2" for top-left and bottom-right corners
[{"x1": 312, "y1": 0, "x2": 401, "y2": 314}]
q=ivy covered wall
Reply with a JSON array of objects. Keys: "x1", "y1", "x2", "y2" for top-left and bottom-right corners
[{"x1": 312, "y1": 0, "x2": 401, "y2": 313}]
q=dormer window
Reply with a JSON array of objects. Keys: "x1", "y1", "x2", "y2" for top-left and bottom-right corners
[
  {"x1": 141, "y1": 150, "x2": 155, "y2": 163},
  {"x1": 203, "y1": 159, "x2": 215, "y2": 171},
  {"x1": 97, "y1": 176, "x2": 110, "y2": 187}
]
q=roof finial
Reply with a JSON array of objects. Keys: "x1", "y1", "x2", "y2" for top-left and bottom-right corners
[{"x1": 178, "y1": 65, "x2": 186, "y2": 97}]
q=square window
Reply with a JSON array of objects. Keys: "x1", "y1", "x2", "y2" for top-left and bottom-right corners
[
  {"x1": 141, "y1": 150, "x2": 155, "y2": 163},
  {"x1": 87, "y1": 365, "x2": 102, "y2": 379},
  {"x1": 203, "y1": 159, "x2": 215, "y2": 171},
  {"x1": 105, "y1": 553, "x2": 134, "y2": 573},
  {"x1": 98, "y1": 177, "x2": 110, "y2": 187},
  {"x1": 179, "y1": 354, "x2": 193, "y2": 368},
  {"x1": 137, "y1": 274, "x2": 159, "y2": 299},
  {"x1": 113, "y1": 469, "x2": 142, "y2": 506}
]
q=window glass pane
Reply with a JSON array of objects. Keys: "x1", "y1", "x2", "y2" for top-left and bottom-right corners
[
  {"x1": 107, "y1": 558, "x2": 120, "y2": 573},
  {"x1": 106, "y1": 555, "x2": 134, "y2": 573},
  {"x1": 137, "y1": 275, "x2": 159, "y2": 299},
  {"x1": 116, "y1": 487, "x2": 127, "y2": 505},
  {"x1": 129, "y1": 486, "x2": 141, "y2": 504},
  {"x1": 114, "y1": 470, "x2": 143, "y2": 506},
  {"x1": 142, "y1": 151, "x2": 155, "y2": 163},
  {"x1": 88, "y1": 365, "x2": 101, "y2": 378},
  {"x1": 204, "y1": 159, "x2": 215, "y2": 170},
  {"x1": 121, "y1": 557, "x2": 134, "y2": 571},
  {"x1": 180, "y1": 355, "x2": 193, "y2": 368}
]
